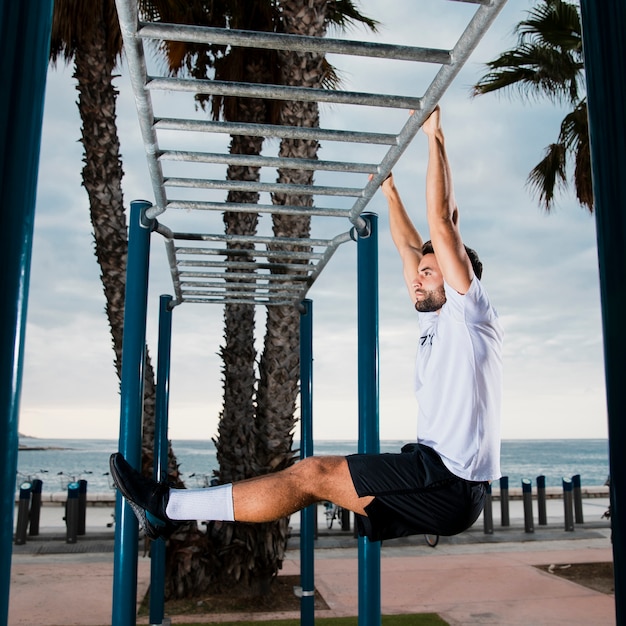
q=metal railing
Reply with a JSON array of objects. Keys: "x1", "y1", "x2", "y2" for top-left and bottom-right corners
[{"x1": 115, "y1": 0, "x2": 507, "y2": 307}]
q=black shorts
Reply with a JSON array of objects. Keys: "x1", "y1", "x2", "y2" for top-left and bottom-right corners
[{"x1": 346, "y1": 443, "x2": 487, "y2": 542}]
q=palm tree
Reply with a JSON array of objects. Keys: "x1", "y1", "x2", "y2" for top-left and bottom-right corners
[
  {"x1": 253, "y1": 0, "x2": 378, "y2": 594},
  {"x1": 146, "y1": 0, "x2": 287, "y2": 597},
  {"x1": 220, "y1": 0, "x2": 376, "y2": 596},
  {"x1": 147, "y1": 0, "x2": 376, "y2": 598},
  {"x1": 48, "y1": 1, "x2": 181, "y2": 482},
  {"x1": 472, "y1": 0, "x2": 592, "y2": 211},
  {"x1": 254, "y1": 0, "x2": 336, "y2": 567}
]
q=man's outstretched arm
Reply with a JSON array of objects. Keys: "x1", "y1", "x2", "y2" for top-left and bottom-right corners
[
  {"x1": 380, "y1": 173, "x2": 424, "y2": 304},
  {"x1": 423, "y1": 107, "x2": 473, "y2": 294}
]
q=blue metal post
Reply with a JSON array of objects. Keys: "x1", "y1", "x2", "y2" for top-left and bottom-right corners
[
  {"x1": 149, "y1": 295, "x2": 173, "y2": 625},
  {"x1": 112, "y1": 200, "x2": 155, "y2": 626},
  {"x1": 299, "y1": 299, "x2": 315, "y2": 626},
  {"x1": 356, "y1": 214, "x2": 381, "y2": 626},
  {"x1": 579, "y1": 4, "x2": 626, "y2": 623},
  {"x1": 0, "y1": 3, "x2": 53, "y2": 623}
]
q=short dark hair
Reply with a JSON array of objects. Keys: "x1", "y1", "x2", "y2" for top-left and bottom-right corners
[{"x1": 421, "y1": 240, "x2": 483, "y2": 280}]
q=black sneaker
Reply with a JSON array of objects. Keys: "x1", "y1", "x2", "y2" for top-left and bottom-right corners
[{"x1": 109, "y1": 453, "x2": 181, "y2": 540}]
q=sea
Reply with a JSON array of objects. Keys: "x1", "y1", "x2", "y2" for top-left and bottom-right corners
[{"x1": 16, "y1": 437, "x2": 610, "y2": 497}]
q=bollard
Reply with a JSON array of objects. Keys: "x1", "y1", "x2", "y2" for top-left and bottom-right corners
[
  {"x1": 522, "y1": 479, "x2": 534, "y2": 533},
  {"x1": 483, "y1": 482, "x2": 494, "y2": 534},
  {"x1": 341, "y1": 507, "x2": 351, "y2": 532},
  {"x1": 14, "y1": 482, "x2": 32, "y2": 545},
  {"x1": 572, "y1": 474, "x2": 584, "y2": 524},
  {"x1": 28, "y1": 479, "x2": 42, "y2": 536},
  {"x1": 77, "y1": 479, "x2": 87, "y2": 535},
  {"x1": 500, "y1": 476, "x2": 510, "y2": 526},
  {"x1": 562, "y1": 478, "x2": 574, "y2": 532},
  {"x1": 66, "y1": 482, "x2": 80, "y2": 544},
  {"x1": 536, "y1": 475, "x2": 547, "y2": 526}
]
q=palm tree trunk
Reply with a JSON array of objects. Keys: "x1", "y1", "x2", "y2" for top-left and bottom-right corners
[
  {"x1": 161, "y1": 0, "x2": 348, "y2": 599},
  {"x1": 72, "y1": 24, "x2": 179, "y2": 484},
  {"x1": 170, "y1": 68, "x2": 282, "y2": 598},
  {"x1": 258, "y1": 0, "x2": 328, "y2": 501},
  {"x1": 207, "y1": 129, "x2": 268, "y2": 595},
  {"x1": 216, "y1": 130, "x2": 263, "y2": 485},
  {"x1": 251, "y1": 0, "x2": 329, "y2": 593}
]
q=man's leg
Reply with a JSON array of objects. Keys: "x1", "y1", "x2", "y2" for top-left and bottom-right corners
[
  {"x1": 231, "y1": 456, "x2": 373, "y2": 521},
  {"x1": 110, "y1": 453, "x2": 373, "y2": 539}
]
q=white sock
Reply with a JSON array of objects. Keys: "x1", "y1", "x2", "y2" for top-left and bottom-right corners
[{"x1": 166, "y1": 483, "x2": 235, "y2": 522}]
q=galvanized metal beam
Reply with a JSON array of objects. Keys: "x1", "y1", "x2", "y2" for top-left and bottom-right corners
[
  {"x1": 159, "y1": 150, "x2": 378, "y2": 174},
  {"x1": 154, "y1": 117, "x2": 398, "y2": 146},
  {"x1": 137, "y1": 22, "x2": 452, "y2": 64},
  {"x1": 163, "y1": 177, "x2": 363, "y2": 198},
  {"x1": 114, "y1": 0, "x2": 507, "y2": 308},
  {"x1": 109, "y1": 0, "x2": 509, "y2": 319},
  {"x1": 164, "y1": 200, "x2": 353, "y2": 218},
  {"x1": 148, "y1": 76, "x2": 423, "y2": 110}
]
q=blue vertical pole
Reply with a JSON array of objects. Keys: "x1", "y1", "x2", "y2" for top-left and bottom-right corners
[
  {"x1": 0, "y1": 3, "x2": 53, "y2": 624},
  {"x1": 299, "y1": 299, "x2": 315, "y2": 626},
  {"x1": 112, "y1": 200, "x2": 154, "y2": 626},
  {"x1": 356, "y1": 214, "x2": 381, "y2": 626},
  {"x1": 149, "y1": 295, "x2": 173, "y2": 625},
  {"x1": 579, "y1": 4, "x2": 626, "y2": 623}
]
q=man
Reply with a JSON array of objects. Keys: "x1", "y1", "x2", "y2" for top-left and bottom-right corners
[{"x1": 110, "y1": 106, "x2": 503, "y2": 542}]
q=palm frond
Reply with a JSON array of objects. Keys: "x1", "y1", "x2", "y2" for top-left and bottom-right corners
[
  {"x1": 472, "y1": 42, "x2": 583, "y2": 104},
  {"x1": 50, "y1": 0, "x2": 123, "y2": 65},
  {"x1": 526, "y1": 142, "x2": 568, "y2": 212},
  {"x1": 320, "y1": 58, "x2": 342, "y2": 90},
  {"x1": 558, "y1": 100, "x2": 593, "y2": 211},
  {"x1": 327, "y1": 0, "x2": 379, "y2": 34},
  {"x1": 558, "y1": 99, "x2": 587, "y2": 151},
  {"x1": 574, "y1": 139, "x2": 593, "y2": 211},
  {"x1": 473, "y1": 0, "x2": 592, "y2": 212},
  {"x1": 517, "y1": 0, "x2": 582, "y2": 56}
]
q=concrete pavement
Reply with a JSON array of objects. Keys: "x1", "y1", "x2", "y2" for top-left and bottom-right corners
[{"x1": 7, "y1": 501, "x2": 617, "y2": 625}]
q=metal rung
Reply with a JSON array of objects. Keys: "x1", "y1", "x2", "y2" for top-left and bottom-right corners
[
  {"x1": 183, "y1": 286, "x2": 261, "y2": 295},
  {"x1": 172, "y1": 232, "x2": 334, "y2": 247},
  {"x1": 164, "y1": 177, "x2": 363, "y2": 198},
  {"x1": 166, "y1": 201, "x2": 352, "y2": 218},
  {"x1": 155, "y1": 118, "x2": 398, "y2": 145},
  {"x1": 178, "y1": 260, "x2": 312, "y2": 272},
  {"x1": 183, "y1": 283, "x2": 302, "y2": 294},
  {"x1": 180, "y1": 272, "x2": 308, "y2": 282},
  {"x1": 137, "y1": 22, "x2": 452, "y2": 64},
  {"x1": 176, "y1": 248, "x2": 322, "y2": 262},
  {"x1": 183, "y1": 296, "x2": 296, "y2": 306},
  {"x1": 148, "y1": 76, "x2": 422, "y2": 110},
  {"x1": 160, "y1": 150, "x2": 378, "y2": 174}
]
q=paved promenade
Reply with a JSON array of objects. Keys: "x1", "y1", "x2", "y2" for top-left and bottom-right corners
[{"x1": 8, "y1": 500, "x2": 617, "y2": 625}]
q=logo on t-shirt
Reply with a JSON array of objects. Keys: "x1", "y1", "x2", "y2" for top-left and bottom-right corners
[{"x1": 419, "y1": 333, "x2": 434, "y2": 347}]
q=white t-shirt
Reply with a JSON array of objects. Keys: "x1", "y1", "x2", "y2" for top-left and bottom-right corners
[{"x1": 415, "y1": 277, "x2": 503, "y2": 481}]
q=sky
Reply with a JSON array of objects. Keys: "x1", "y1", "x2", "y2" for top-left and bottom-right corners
[{"x1": 19, "y1": 0, "x2": 608, "y2": 442}]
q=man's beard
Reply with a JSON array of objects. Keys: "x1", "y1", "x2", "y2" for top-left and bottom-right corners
[{"x1": 414, "y1": 286, "x2": 446, "y2": 313}]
